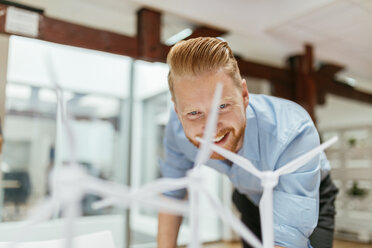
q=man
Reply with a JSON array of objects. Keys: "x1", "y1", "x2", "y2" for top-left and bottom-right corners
[{"x1": 158, "y1": 37, "x2": 338, "y2": 248}]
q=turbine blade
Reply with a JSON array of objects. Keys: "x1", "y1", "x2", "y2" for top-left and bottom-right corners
[
  {"x1": 63, "y1": 199, "x2": 81, "y2": 248},
  {"x1": 44, "y1": 54, "x2": 77, "y2": 165},
  {"x1": 194, "y1": 83, "x2": 223, "y2": 168},
  {"x1": 92, "y1": 197, "x2": 117, "y2": 210},
  {"x1": 135, "y1": 177, "x2": 192, "y2": 196},
  {"x1": 93, "y1": 194, "x2": 188, "y2": 215},
  {"x1": 201, "y1": 186, "x2": 263, "y2": 248},
  {"x1": 188, "y1": 185, "x2": 201, "y2": 248},
  {"x1": 197, "y1": 138, "x2": 263, "y2": 179},
  {"x1": 259, "y1": 187, "x2": 274, "y2": 248},
  {"x1": 274, "y1": 136, "x2": 338, "y2": 176}
]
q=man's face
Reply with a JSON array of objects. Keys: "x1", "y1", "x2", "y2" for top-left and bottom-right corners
[{"x1": 173, "y1": 69, "x2": 249, "y2": 159}]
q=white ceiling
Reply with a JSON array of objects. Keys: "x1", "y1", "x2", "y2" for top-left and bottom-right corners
[
  {"x1": 9, "y1": 0, "x2": 372, "y2": 87},
  {"x1": 268, "y1": 0, "x2": 372, "y2": 79}
]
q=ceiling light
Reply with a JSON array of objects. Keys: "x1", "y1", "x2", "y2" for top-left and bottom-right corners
[
  {"x1": 165, "y1": 28, "x2": 193, "y2": 46},
  {"x1": 344, "y1": 77, "x2": 357, "y2": 87}
]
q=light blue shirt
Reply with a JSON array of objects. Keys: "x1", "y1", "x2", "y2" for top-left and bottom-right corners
[{"x1": 160, "y1": 94, "x2": 330, "y2": 248}]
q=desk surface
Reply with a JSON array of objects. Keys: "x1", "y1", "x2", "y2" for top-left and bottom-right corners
[{"x1": 0, "y1": 230, "x2": 116, "y2": 248}]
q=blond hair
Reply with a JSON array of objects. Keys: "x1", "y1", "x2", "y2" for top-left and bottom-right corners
[{"x1": 167, "y1": 37, "x2": 242, "y2": 97}]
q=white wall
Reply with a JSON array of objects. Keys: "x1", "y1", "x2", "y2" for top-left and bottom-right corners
[{"x1": 316, "y1": 94, "x2": 372, "y2": 130}]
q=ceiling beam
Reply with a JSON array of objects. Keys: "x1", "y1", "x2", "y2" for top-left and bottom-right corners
[
  {"x1": 137, "y1": 8, "x2": 162, "y2": 61},
  {"x1": 289, "y1": 44, "x2": 317, "y2": 122},
  {"x1": 315, "y1": 63, "x2": 344, "y2": 105},
  {"x1": 326, "y1": 80, "x2": 372, "y2": 104},
  {"x1": 0, "y1": 4, "x2": 138, "y2": 57},
  {"x1": 315, "y1": 64, "x2": 372, "y2": 105},
  {"x1": 236, "y1": 58, "x2": 292, "y2": 83},
  {"x1": 187, "y1": 26, "x2": 226, "y2": 40},
  {"x1": 40, "y1": 16, "x2": 138, "y2": 57}
]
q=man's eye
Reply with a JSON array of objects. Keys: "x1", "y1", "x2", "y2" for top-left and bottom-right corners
[
  {"x1": 189, "y1": 111, "x2": 198, "y2": 115},
  {"x1": 220, "y1": 104, "x2": 227, "y2": 109}
]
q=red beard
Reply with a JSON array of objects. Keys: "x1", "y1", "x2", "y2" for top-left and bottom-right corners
[{"x1": 187, "y1": 124, "x2": 245, "y2": 160}]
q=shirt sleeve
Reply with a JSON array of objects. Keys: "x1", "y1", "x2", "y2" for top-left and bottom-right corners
[
  {"x1": 159, "y1": 112, "x2": 193, "y2": 199},
  {"x1": 272, "y1": 120, "x2": 321, "y2": 248}
]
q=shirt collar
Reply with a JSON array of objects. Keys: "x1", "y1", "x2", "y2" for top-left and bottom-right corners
[{"x1": 237, "y1": 102, "x2": 260, "y2": 162}]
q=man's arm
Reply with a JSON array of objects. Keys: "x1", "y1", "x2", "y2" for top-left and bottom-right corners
[
  {"x1": 158, "y1": 110, "x2": 193, "y2": 246},
  {"x1": 158, "y1": 212, "x2": 183, "y2": 248}
]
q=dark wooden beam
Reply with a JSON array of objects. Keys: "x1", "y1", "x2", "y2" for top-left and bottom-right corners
[
  {"x1": 283, "y1": 44, "x2": 317, "y2": 122},
  {"x1": 237, "y1": 57, "x2": 296, "y2": 101},
  {"x1": 236, "y1": 58, "x2": 292, "y2": 83},
  {"x1": 314, "y1": 64, "x2": 372, "y2": 105},
  {"x1": 326, "y1": 81, "x2": 372, "y2": 104},
  {"x1": 137, "y1": 8, "x2": 162, "y2": 61},
  {"x1": 160, "y1": 44, "x2": 171, "y2": 63},
  {"x1": 0, "y1": 5, "x2": 7, "y2": 33},
  {"x1": 187, "y1": 26, "x2": 226, "y2": 40},
  {"x1": 270, "y1": 81, "x2": 295, "y2": 100},
  {"x1": 39, "y1": 16, "x2": 138, "y2": 57},
  {"x1": 0, "y1": 4, "x2": 138, "y2": 57},
  {"x1": 315, "y1": 63, "x2": 344, "y2": 105},
  {"x1": 317, "y1": 63, "x2": 344, "y2": 76},
  {"x1": 302, "y1": 44, "x2": 317, "y2": 122}
]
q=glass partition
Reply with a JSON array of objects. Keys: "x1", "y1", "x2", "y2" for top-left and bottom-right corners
[{"x1": 0, "y1": 36, "x2": 131, "y2": 248}]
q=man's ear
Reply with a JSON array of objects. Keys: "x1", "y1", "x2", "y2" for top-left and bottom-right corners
[
  {"x1": 171, "y1": 96, "x2": 178, "y2": 114},
  {"x1": 241, "y1": 79, "x2": 249, "y2": 108}
]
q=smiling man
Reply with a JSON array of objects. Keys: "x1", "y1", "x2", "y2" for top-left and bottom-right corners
[{"x1": 158, "y1": 37, "x2": 338, "y2": 248}]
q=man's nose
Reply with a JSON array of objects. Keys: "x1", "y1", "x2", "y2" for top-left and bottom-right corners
[{"x1": 201, "y1": 116, "x2": 222, "y2": 134}]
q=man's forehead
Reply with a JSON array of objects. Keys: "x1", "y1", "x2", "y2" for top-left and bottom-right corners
[{"x1": 172, "y1": 70, "x2": 240, "y2": 106}]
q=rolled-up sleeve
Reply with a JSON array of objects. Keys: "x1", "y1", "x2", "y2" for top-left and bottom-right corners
[
  {"x1": 160, "y1": 113, "x2": 193, "y2": 199},
  {"x1": 273, "y1": 120, "x2": 321, "y2": 247},
  {"x1": 273, "y1": 191, "x2": 316, "y2": 247}
]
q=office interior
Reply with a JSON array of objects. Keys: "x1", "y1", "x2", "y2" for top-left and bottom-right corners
[{"x1": 0, "y1": 0, "x2": 372, "y2": 247}]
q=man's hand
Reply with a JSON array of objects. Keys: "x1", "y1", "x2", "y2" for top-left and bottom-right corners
[{"x1": 158, "y1": 212, "x2": 183, "y2": 248}]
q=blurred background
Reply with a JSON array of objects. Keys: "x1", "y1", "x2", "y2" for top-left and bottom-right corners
[{"x1": 0, "y1": 0, "x2": 371, "y2": 247}]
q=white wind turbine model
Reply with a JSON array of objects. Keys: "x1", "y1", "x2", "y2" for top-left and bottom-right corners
[
  {"x1": 197, "y1": 131, "x2": 338, "y2": 248},
  {"x1": 94, "y1": 83, "x2": 263, "y2": 248},
  {"x1": 6, "y1": 56, "x2": 190, "y2": 248}
]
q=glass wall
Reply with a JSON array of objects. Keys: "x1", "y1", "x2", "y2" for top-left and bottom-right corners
[{"x1": 0, "y1": 36, "x2": 131, "y2": 247}]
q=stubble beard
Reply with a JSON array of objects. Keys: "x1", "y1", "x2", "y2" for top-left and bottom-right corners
[{"x1": 187, "y1": 123, "x2": 246, "y2": 160}]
